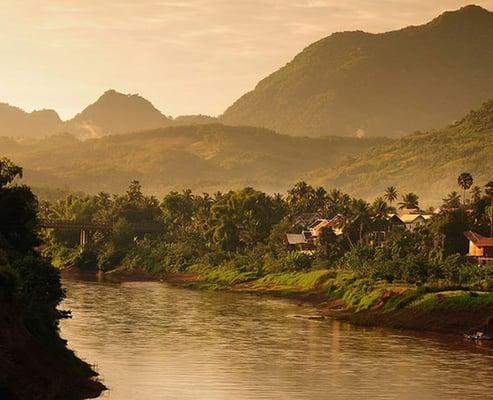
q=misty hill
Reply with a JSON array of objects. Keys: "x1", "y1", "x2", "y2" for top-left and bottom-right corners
[
  {"x1": 318, "y1": 98, "x2": 493, "y2": 204},
  {"x1": 171, "y1": 114, "x2": 218, "y2": 126},
  {"x1": 2, "y1": 124, "x2": 389, "y2": 196},
  {"x1": 0, "y1": 90, "x2": 220, "y2": 139},
  {"x1": 64, "y1": 89, "x2": 172, "y2": 139},
  {"x1": 221, "y1": 5, "x2": 493, "y2": 138},
  {"x1": 0, "y1": 103, "x2": 62, "y2": 138}
]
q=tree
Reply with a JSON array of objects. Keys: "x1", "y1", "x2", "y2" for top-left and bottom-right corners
[
  {"x1": 384, "y1": 186, "x2": 398, "y2": 205},
  {"x1": 347, "y1": 199, "x2": 372, "y2": 242},
  {"x1": 398, "y1": 193, "x2": 419, "y2": 210},
  {"x1": 0, "y1": 158, "x2": 39, "y2": 253},
  {"x1": 0, "y1": 157, "x2": 23, "y2": 188},
  {"x1": 457, "y1": 172, "x2": 473, "y2": 205},
  {"x1": 371, "y1": 197, "x2": 392, "y2": 231},
  {"x1": 485, "y1": 181, "x2": 493, "y2": 237},
  {"x1": 442, "y1": 191, "x2": 461, "y2": 210},
  {"x1": 286, "y1": 181, "x2": 324, "y2": 215},
  {"x1": 471, "y1": 186, "x2": 482, "y2": 203}
]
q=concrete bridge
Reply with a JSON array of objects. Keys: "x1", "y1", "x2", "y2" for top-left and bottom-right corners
[{"x1": 38, "y1": 219, "x2": 164, "y2": 246}]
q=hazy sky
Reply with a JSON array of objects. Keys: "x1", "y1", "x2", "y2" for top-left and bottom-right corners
[{"x1": 1, "y1": 1, "x2": 492, "y2": 119}]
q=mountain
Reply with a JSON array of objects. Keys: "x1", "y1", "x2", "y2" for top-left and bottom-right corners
[
  {"x1": 171, "y1": 114, "x2": 218, "y2": 126},
  {"x1": 2, "y1": 124, "x2": 389, "y2": 196},
  {"x1": 0, "y1": 103, "x2": 62, "y2": 138},
  {"x1": 0, "y1": 91, "x2": 221, "y2": 139},
  {"x1": 221, "y1": 5, "x2": 493, "y2": 138},
  {"x1": 64, "y1": 89, "x2": 171, "y2": 139},
  {"x1": 317, "y1": 98, "x2": 493, "y2": 204}
]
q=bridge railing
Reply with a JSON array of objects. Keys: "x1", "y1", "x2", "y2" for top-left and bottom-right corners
[{"x1": 38, "y1": 219, "x2": 164, "y2": 233}]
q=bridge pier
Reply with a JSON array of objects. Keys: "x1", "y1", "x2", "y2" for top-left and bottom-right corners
[{"x1": 80, "y1": 229, "x2": 89, "y2": 247}]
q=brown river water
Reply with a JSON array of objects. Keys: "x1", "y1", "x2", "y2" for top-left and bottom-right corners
[{"x1": 60, "y1": 278, "x2": 493, "y2": 400}]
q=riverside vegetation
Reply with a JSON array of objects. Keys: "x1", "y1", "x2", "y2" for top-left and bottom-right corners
[
  {"x1": 0, "y1": 158, "x2": 105, "y2": 400},
  {"x1": 38, "y1": 168, "x2": 493, "y2": 335}
]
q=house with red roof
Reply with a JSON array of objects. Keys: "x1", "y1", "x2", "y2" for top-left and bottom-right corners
[{"x1": 464, "y1": 231, "x2": 493, "y2": 264}]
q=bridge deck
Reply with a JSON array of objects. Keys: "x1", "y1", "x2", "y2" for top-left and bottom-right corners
[{"x1": 38, "y1": 219, "x2": 164, "y2": 233}]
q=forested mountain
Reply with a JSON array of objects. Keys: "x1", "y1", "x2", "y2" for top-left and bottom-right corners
[
  {"x1": 63, "y1": 89, "x2": 172, "y2": 139},
  {"x1": 221, "y1": 5, "x2": 493, "y2": 138},
  {"x1": 1, "y1": 124, "x2": 389, "y2": 196},
  {"x1": 0, "y1": 90, "x2": 219, "y2": 139},
  {"x1": 0, "y1": 103, "x2": 62, "y2": 138},
  {"x1": 318, "y1": 98, "x2": 493, "y2": 204}
]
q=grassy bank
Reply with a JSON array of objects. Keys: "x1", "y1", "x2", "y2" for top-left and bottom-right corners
[{"x1": 158, "y1": 267, "x2": 493, "y2": 336}]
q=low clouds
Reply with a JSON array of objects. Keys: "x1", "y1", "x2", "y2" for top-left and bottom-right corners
[{"x1": 0, "y1": 0, "x2": 492, "y2": 118}]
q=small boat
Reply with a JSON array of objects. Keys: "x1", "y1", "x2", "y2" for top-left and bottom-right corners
[{"x1": 464, "y1": 331, "x2": 493, "y2": 341}]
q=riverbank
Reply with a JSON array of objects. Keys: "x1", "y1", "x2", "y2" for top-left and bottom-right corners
[
  {"x1": 0, "y1": 302, "x2": 105, "y2": 400},
  {"x1": 101, "y1": 267, "x2": 493, "y2": 337}
]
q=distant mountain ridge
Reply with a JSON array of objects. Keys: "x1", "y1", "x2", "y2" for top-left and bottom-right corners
[
  {"x1": 0, "y1": 90, "x2": 218, "y2": 139},
  {"x1": 220, "y1": 5, "x2": 493, "y2": 138},
  {"x1": 0, "y1": 103, "x2": 61, "y2": 138}
]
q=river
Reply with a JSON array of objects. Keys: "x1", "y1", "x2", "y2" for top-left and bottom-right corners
[{"x1": 60, "y1": 277, "x2": 493, "y2": 400}]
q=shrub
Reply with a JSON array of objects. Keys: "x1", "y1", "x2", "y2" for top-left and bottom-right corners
[{"x1": 283, "y1": 251, "x2": 313, "y2": 271}]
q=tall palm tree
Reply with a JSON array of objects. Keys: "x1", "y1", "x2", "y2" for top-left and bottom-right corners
[
  {"x1": 457, "y1": 172, "x2": 473, "y2": 205},
  {"x1": 347, "y1": 199, "x2": 372, "y2": 242},
  {"x1": 384, "y1": 186, "x2": 398, "y2": 206},
  {"x1": 398, "y1": 193, "x2": 419, "y2": 210}
]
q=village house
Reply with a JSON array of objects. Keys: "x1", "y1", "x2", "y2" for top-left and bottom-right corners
[
  {"x1": 286, "y1": 215, "x2": 344, "y2": 252},
  {"x1": 388, "y1": 212, "x2": 433, "y2": 232},
  {"x1": 464, "y1": 231, "x2": 493, "y2": 265}
]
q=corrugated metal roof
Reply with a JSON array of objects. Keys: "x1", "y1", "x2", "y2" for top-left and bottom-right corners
[{"x1": 286, "y1": 233, "x2": 307, "y2": 245}]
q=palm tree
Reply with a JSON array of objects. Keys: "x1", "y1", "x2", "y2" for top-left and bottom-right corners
[
  {"x1": 471, "y1": 186, "x2": 482, "y2": 203},
  {"x1": 384, "y1": 186, "x2": 398, "y2": 206},
  {"x1": 442, "y1": 191, "x2": 461, "y2": 210},
  {"x1": 398, "y1": 193, "x2": 419, "y2": 210},
  {"x1": 348, "y1": 199, "x2": 372, "y2": 242},
  {"x1": 371, "y1": 197, "x2": 393, "y2": 231},
  {"x1": 372, "y1": 197, "x2": 393, "y2": 218},
  {"x1": 485, "y1": 181, "x2": 493, "y2": 237},
  {"x1": 457, "y1": 172, "x2": 473, "y2": 205}
]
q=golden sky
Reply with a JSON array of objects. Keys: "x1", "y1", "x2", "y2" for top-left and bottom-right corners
[{"x1": 1, "y1": 0, "x2": 492, "y2": 119}]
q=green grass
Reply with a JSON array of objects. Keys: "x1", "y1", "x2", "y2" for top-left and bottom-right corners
[
  {"x1": 255, "y1": 270, "x2": 333, "y2": 290},
  {"x1": 203, "y1": 267, "x2": 257, "y2": 285},
  {"x1": 410, "y1": 290, "x2": 493, "y2": 311}
]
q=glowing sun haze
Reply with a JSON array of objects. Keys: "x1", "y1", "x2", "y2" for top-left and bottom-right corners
[{"x1": 1, "y1": 0, "x2": 492, "y2": 119}]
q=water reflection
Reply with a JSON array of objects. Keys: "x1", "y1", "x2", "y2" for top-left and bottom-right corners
[{"x1": 60, "y1": 279, "x2": 493, "y2": 400}]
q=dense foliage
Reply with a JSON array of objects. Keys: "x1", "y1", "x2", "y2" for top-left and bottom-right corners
[
  {"x1": 41, "y1": 173, "x2": 493, "y2": 289},
  {"x1": 0, "y1": 158, "x2": 66, "y2": 342}
]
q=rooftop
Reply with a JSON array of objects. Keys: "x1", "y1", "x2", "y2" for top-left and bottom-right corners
[{"x1": 464, "y1": 231, "x2": 493, "y2": 247}]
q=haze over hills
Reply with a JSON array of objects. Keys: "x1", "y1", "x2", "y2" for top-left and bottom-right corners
[
  {"x1": 3, "y1": 96, "x2": 493, "y2": 205},
  {"x1": 0, "y1": 90, "x2": 218, "y2": 140},
  {"x1": 2, "y1": 124, "x2": 389, "y2": 196},
  {"x1": 64, "y1": 89, "x2": 172, "y2": 139},
  {"x1": 0, "y1": 103, "x2": 62, "y2": 138},
  {"x1": 221, "y1": 5, "x2": 493, "y2": 138},
  {"x1": 316, "y1": 98, "x2": 493, "y2": 204},
  {"x1": 2, "y1": 6, "x2": 493, "y2": 141}
]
